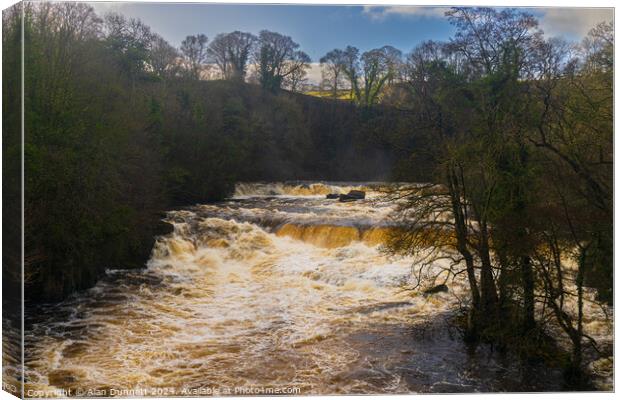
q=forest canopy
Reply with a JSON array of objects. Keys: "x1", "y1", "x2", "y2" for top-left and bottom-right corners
[{"x1": 2, "y1": 2, "x2": 399, "y2": 302}]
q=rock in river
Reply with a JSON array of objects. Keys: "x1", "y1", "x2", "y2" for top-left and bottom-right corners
[
  {"x1": 338, "y1": 190, "x2": 366, "y2": 202},
  {"x1": 423, "y1": 284, "x2": 448, "y2": 296}
]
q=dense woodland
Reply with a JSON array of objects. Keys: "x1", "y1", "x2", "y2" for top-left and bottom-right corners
[
  {"x1": 2, "y1": 3, "x2": 613, "y2": 385},
  {"x1": 2, "y1": 2, "x2": 400, "y2": 303},
  {"x1": 381, "y1": 8, "x2": 613, "y2": 385}
]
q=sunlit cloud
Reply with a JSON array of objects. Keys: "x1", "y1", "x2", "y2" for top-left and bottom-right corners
[
  {"x1": 362, "y1": 6, "x2": 613, "y2": 40},
  {"x1": 91, "y1": 2, "x2": 126, "y2": 15},
  {"x1": 362, "y1": 6, "x2": 450, "y2": 21},
  {"x1": 538, "y1": 8, "x2": 613, "y2": 38},
  {"x1": 305, "y1": 63, "x2": 323, "y2": 85}
]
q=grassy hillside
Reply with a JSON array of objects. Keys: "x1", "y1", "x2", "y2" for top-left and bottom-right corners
[{"x1": 304, "y1": 89, "x2": 354, "y2": 101}]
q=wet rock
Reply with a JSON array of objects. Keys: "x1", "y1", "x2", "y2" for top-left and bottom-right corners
[
  {"x1": 348, "y1": 190, "x2": 366, "y2": 199},
  {"x1": 423, "y1": 284, "x2": 448, "y2": 296},
  {"x1": 338, "y1": 190, "x2": 366, "y2": 202},
  {"x1": 326, "y1": 193, "x2": 340, "y2": 199},
  {"x1": 154, "y1": 220, "x2": 174, "y2": 237}
]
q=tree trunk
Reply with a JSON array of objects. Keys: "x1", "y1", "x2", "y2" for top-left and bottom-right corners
[
  {"x1": 447, "y1": 166, "x2": 481, "y2": 311},
  {"x1": 521, "y1": 255, "x2": 536, "y2": 331},
  {"x1": 497, "y1": 250, "x2": 510, "y2": 310},
  {"x1": 573, "y1": 246, "x2": 587, "y2": 370},
  {"x1": 478, "y1": 219, "x2": 499, "y2": 318}
]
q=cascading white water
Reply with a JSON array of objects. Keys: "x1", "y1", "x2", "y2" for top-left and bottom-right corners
[
  {"x1": 232, "y1": 182, "x2": 376, "y2": 197},
  {"x1": 20, "y1": 182, "x2": 613, "y2": 396}
]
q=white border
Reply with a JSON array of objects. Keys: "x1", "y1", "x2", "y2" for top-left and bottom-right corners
[{"x1": 0, "y1": 2, "x2": 616, "y2": 400}]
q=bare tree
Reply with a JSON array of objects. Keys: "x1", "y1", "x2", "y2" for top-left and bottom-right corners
[
  {"x1": 255, "y1": 30, "x2": 311, "y2": 91},
  {"x1": 208, "y1": 31, "x2": 256, "y2": 80},
  {"x1": 359, "y1": 46, "x2": 396, "y2": 106},
  {"x1": 283, "y1": 61, "x2": 310, "y2": 92},
  {"x1": 320, "y1": 49, "x2": 347, "y2": 98},
  {"x1": 150, "y1": 35, "x2": 179, "y2": 79},
  {"x1": 27, "y1": 3, "x2": 103, "y2": 109},
  {"x1": 104, "y1": 12, "x2": 154, "y2": 53},
  {"x1": 380, "y1": 45, "x2": 403, "y2": 84},
  {"x1": 181, "y1": 34, "x2": 208, "y2": 80},
  {"x1": 386, "y1": 10, "x2": 612, "y2": 380},
  {"x1": 445, "y1": 7, "x2": 542, "y2": 78},
  {"x1": 333, "y1": 45, "x2": 401, "y2": 106},
  {"x1": 341, "y1": 46, "x2": 361, "y2": 101},
  {"x1": 581, "y1": 21, "x2": 613, "y2": 73}
]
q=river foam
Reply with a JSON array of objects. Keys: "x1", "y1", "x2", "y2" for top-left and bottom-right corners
[{"x1": 20, "y1": 182, "x2": 612, "y2": 395}]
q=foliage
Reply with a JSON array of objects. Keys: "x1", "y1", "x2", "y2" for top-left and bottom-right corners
[
  {"x1": 208, "y1": 31, "x2": 257, "y2": 81},
  {"x1": 382, "y1": 8, "x2": 613, "y2": 383},
  {"x1": 255, "y1": 30, "x2": 311, "y2": 92},
  {"x1": 2, "y1": 2, "x2": 394, "y2": 302},
  {"x1": 180, "y1": 33, "x2": 208, "y2": 79}
]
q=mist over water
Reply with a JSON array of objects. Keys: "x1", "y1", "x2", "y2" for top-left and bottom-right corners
[{"x1": 20, "y1": 182, "x2": 612, "y2": 395}]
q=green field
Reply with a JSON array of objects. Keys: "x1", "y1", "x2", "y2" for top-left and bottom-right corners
[{"x1": 304, "y1": 89, "x2": 354, "y2": 100}]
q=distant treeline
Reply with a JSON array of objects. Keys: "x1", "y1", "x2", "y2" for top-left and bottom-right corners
[{"x1": 2, "y1": 3, "x2": 406, "y2": 302}]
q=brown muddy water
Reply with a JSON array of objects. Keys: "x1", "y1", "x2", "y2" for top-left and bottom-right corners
[{"x1": 14, "y1": 183, "x2": 613, "y2": 396}]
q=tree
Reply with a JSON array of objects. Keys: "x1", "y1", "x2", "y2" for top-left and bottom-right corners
[
  {"x1": 28, "y1": 2, "x2": 103, "y2": 110},
  {"x1": 335, "y1": 45, "x2": 401, "y2": 106},
  {"x1": 208, "y1": 31, "x2": 257, "y2": 80},
  {"x1": 359, "y1": 46, "x2": 396, "y2": 106},
  {"x1": 445, "y1": 7, "x2": 542, "y2": 78},
  {"x1": 283, "y1": 62, "x2": 310, "y2": 92},
  {"x1": 320, "y1": 49, "x2": 347, "y2": 98},
  {"x1": 581, "y1": 21, "x2": 613, "y2": 72},
  {"x1": 387, "y1": 40, "x2": 489, "y2": 329},
  {"x1": 340, "y1": 46, "x2": 361, "y2": 101},
  {"x1": 181, "y1": 33, "x2": 208, "y2": 79},
  {"x1": 440, "y1": 8, "x2": 547, "y2": 329},
  {"x1": 379, "y1": 45, "x2": 403, "y2": 84},
  {"x1": 255, "y1": 30, "x2": 311, "y2": 91},
  {"x1": 104, "y1": 12, "x2": 154, "y2": 60},
  {"x1": 103, "y1": 12, "x2": 155, "y2": 95},
  {"x1": 149, "y1": 35, "x2": 179, "y2": 79},
  {"x1": 9, "y1": 2, "x2": 166, "y2": 302},
  {"x1": 383, "y1": 8, "x2": 612, "y2": 382}
]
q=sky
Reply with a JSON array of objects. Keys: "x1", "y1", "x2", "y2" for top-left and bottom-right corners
[{"x1": 90, "y1": 2, "x2": 613, "y2": 83}]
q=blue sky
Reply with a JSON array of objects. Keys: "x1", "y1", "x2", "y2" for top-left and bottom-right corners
[
  {"x1": 92, "y1": 4, "x2": 457, "y2": 58},
  {"x1": 91, "y1": 3, "x2": 613, "y2": 82}
]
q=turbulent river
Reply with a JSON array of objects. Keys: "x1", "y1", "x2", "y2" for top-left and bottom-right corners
[{"x1": 20, "y1": 182, "x2": 613, "y2": 395}]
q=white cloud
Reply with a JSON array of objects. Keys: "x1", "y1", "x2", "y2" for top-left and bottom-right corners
[
  {"x1": 245, "y1": 63, "x2": 322, "y2": 85},
  {"x1": 305, "y1": 63, "x2": 323, "y2": 85},
  {"x1": 362, "y1": 6, "x2": 450, "y2": 21},
  {"x1": 363, "y1": 6, "x2": 613, "y2": 39},
  {"x1": 539, "y1": 8, "x2": 613, "y2": 38},
  {"x1": 91, "y1": 2, "x2": 126, "y2": 15}
]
